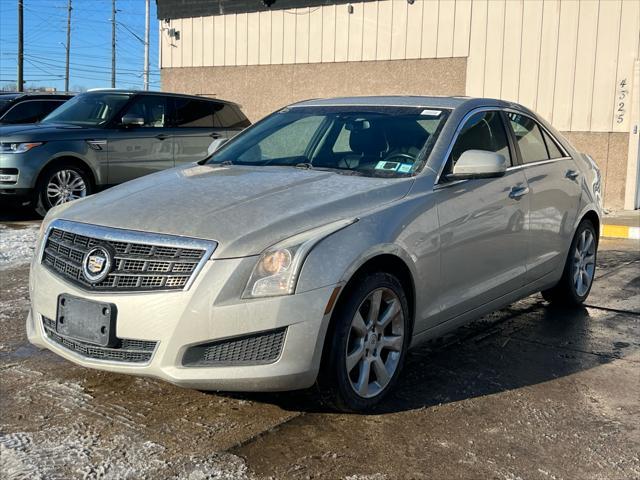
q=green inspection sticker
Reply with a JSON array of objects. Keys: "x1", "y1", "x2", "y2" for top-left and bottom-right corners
[{"x1": 397, "y1": 163, "x2": 413, "y2": 173}]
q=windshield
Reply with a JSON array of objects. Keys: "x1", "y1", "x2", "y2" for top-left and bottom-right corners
[
  {"x1": 41, "y1": 92, "x2": 131, "y2": 126},
  {"x1": 208, "y1": 106, "x2": 449, "y2": 178}
]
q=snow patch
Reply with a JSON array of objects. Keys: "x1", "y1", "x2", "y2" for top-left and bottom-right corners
[{"x1": 0, "y1": 224, "x2": 40, "y2": 270}]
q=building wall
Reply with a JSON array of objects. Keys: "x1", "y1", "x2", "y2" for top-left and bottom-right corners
[
  {"x1": 161, "y1": 57, "x2": 467, "y2": 120},
  {"x1": 160, "y1": 0, "x2": 640, "y2": 209}
]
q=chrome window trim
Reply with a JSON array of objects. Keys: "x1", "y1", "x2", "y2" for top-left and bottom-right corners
[
  {"x1": 435, "y1": 106, "x2": 573, "y2": 185},
  {"x1": 40, "y1": 219, "x2": 217, "y2": 294},
  {"x1": 502, "y1": 107, "x2": 571, "y2": 159}
]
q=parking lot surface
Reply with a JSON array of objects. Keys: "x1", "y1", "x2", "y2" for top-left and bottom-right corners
[{"x1": 1, "y1": 212, "x2": 638, "y2": 479}]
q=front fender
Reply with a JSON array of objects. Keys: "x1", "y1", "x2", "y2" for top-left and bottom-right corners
[{"x1": 296, "y1": 215, "x2": 419, "y2": 294}]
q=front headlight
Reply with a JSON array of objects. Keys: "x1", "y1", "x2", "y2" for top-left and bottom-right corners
[
  {"x1": 242, "y1": 218, "x2": 357, "y2": 299},
  {"x1": 0, "y1": 142, "x2": 44, "y2": 154}
]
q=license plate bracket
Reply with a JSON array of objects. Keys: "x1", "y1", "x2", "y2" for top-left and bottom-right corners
[{"x1": 56, "y1": 294, "x2": 117, "y2": 347}]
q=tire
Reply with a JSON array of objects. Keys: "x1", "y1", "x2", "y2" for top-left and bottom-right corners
[
  {"x1": 542, "y1": 219, "x2": 598, "y2": 306},
  {"x1": 317, "y1": 272, "x2": 410, "y2": 412},
  {"x1": 35, "y1": 163, "x2": 92, "y2": 217}
]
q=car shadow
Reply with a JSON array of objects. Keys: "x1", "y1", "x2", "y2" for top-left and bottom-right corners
[
  {"x1": 218, "y1": 297, "x2": 636, "y2": 414},
  {"x1": 0, "y1": 203, "x2": 41, "y2": 222}
]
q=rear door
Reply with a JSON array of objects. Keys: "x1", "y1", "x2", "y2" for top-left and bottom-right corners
[
  {"x1": 107, "y1": 95, "x2": 173, "y2": 184},
  {"x1": 436, "y1": 110, "x2": 530, "y2": 319},
  {"x1": 170, "y1": 98, "x2": 229, "y2": 166},
  {"x1": 505, "y1": 112, "x2": 581, "y2": 283}
]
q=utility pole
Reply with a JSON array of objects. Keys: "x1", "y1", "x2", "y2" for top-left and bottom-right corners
[
  {"x1": 143, "y1": 0, "x2": 150, "y2": 90},
  {"x1": 17, "y1": 0, "x2": 23, "y2": 92},
  {"x1": 111, "y1": 0, "x2": 116, "y2": 88},
  {"x1": 64, "y1": 0, "x2": 72, "y2": 93}
]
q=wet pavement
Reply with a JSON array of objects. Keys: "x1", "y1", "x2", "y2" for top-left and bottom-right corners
[{"x1": 0, "y1": 212, "x2": 638, "y2": 479}]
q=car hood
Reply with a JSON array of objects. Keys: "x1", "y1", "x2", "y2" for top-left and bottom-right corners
[
  {"x1": 53, "y1": 164, "x2": 414, "y2": 258},
  {"x1": 0, "y1": 122, "x2": 99, "y2": 142}
]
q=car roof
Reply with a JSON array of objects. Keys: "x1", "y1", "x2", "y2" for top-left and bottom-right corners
[
  {"x1": 289, "y1": 95, "x2": 532, "y2": 114},
  {"x1": 85, "y1": 89, "x2": 241, "y2": 107},
  {"x1": 0, "y1": 92, "x2": 72, "y2": 100}
]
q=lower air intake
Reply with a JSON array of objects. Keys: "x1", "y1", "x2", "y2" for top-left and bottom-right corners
[{"x1": 182, "y1": 328, "x2": 287, "y2": 367}]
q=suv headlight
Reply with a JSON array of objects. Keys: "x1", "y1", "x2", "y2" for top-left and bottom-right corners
[
  {"x1": 242, "y1": 218, "x2": 357, "y2": 299},
  {"x1": 0, "y1": 142, "x2": 43, "y2": 154}
]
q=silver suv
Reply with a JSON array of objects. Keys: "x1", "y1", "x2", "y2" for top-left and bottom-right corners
[
  {"x1": 28, "y1": 96, "x2": 602, "y2": 412},
  {"x1": 0, "y1": 90, "x2": 250, "y2": 215}
]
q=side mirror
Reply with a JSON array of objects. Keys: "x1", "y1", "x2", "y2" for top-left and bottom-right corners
[
  {"x1": 450, "y1": 150, "x2": 507, "y2": 180},
  {"x1": 121, "y1": 114, "x2": 144, "y2": 127}
]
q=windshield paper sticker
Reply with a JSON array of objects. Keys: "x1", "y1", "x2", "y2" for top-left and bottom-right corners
[
  {"x1": 375, "y1": 161, "x2": 400, "y2": 172},
  {"x1": 397, "y1": 163, "x2": 413, "y2": 173},
  {"x1": 421, "y1": 109, "x2": 442, "y2": 116}
]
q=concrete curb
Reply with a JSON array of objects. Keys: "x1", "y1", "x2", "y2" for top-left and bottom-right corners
[{"x1": 601, "y1": 224, "x2": 640, "y2": 239}]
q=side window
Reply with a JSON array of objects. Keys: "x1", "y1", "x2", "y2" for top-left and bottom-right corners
[
  {"x1": 508, "y1": 113, "x2": 549, "y2": 164},
  {"x1": 122, "y1": 96, "x2": 167, "y2": 127},
  {"x1": 448, "y1": 111, "x2": 512, "y2": 171},
  {"x1": 541, "y1": 129, "x2": 564, "y2": 159},
  {"x1": 173, "y1": 98, "x2": 214, "y2": 128},
  {"x1": 1, "y1": 101, "x2": 43, "y2": 124},
  {"x1": 213, "y1": 103, "x2": 251, "y2": 129}
]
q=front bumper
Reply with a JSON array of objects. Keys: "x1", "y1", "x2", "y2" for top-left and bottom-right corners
[
  {"x1": 27, "y1": 257, "x2": 337, "y2": 391},
  {"x1": 0, "y1": 151, "x2": 42, "y2": 191}
]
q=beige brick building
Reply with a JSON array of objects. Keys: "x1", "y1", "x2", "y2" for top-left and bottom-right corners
[{"x1": 158, "y1": 0, "x2": 640, "y2": 210}]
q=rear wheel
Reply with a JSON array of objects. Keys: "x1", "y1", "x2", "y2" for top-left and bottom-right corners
[
  {"x1": 35, "y1": 164, "x2": 91, "y2": 216},
  {"x1": 317, "y1": 272, "x2": 409, "y2": 412},
  {"x1": 542, "y1": 219, "x2": 597, "y2": 306}
]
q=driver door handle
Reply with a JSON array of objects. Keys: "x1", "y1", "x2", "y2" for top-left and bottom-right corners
[
  {"x1": 509, "y1": 186, "x2": 530, "y2": 200},
  {"x1": 155, "y1": 133, "x2": 170, "y2": 141}
]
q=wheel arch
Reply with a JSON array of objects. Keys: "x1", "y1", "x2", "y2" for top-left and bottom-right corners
[
  {"x1": 35, "y1": 155, "x2": 97, "y2": 191},
  {"x1": 327, "y1": 252, "x2": 417, "y2": 347}
]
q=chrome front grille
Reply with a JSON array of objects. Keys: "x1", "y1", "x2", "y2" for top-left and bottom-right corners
[
  {"x1": 41, "y1": 219, "x2": 217, "y2": 292},
  {"x1": 42, "y1": 316, "x2": 157, "y2": 363}
]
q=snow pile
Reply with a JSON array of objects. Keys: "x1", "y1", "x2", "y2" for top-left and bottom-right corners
[{"x1": 0, "y1": 224, "x2": 40, "y2": 270}]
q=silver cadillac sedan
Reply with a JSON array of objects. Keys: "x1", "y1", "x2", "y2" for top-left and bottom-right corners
[{"x1": 27, "y1": 96, "x2": 602, "y2": 411}]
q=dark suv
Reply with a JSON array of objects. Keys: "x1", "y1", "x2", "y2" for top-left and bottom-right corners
[
  {"x1": 0, "y1": 90, "x2": 250, "y2": 214},
  {"x1": 0, "y1": 92, "x2": 72, "y2": 125}
]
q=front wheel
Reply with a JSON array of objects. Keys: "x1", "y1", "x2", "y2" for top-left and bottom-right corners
[
  {"x1": 542, "y1": 219, "x2": 598, "y2": 306},
  {"x1": 35, "y1": 164, "x2": 91, "y2": 216},
  {"x1": 317, "y1": 272, "x2": 410, "y2": 412}
]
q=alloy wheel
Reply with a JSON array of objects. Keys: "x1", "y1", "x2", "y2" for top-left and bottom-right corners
[
  {"x1": 346, "y1": 287, "x2": 404, "y2": 399},
  {"x1": 572, "y1": 229, "x2": 596, "y2": 297},
  {"x1": 46, "y1": 169, "x2": 87, "y2": 206}
]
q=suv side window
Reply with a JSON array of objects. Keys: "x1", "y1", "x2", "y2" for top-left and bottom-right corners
[
  {"x1": 507, "y1": 113, "x2": 549, "y2": 164},
  {"x1": 0, "y1": 100, "x2": 63, "y2": 124},
  {"x1": 173, "y1": 98, "x2": 214, "y2": 128},
  {"x1": 213, "y1": 102, "x2": 250, "y2": 129},
  {"x1": 122, "y1": 96, "x2": 167, "y2": 127},
  {"x1": 446, "y1": 110, "x2": 512, "y2": 174}
]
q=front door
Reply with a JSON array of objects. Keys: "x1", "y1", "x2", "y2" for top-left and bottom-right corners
[
  {"x1": 436, "y1": 110, "x2": 530, "y2": 320},
  {"x1": 107, "y1": 95, "x2": 173, "y2": 184}
]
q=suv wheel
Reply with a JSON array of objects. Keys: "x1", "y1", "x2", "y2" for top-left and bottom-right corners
[
  {"x1": 318, "y1": 272, "x2": 409, "y2": 412},
  {"x1": 35, "y1": 164, "x2": 91, "y2": 216},
  {"x1": 542, "y1": 219, "x2": 598, "y2": 306}
]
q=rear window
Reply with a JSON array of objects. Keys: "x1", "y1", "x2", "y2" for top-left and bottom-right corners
[
  {"x1": 0, "y1": 100, "x2": 65, "y2": 124},
  {"x1": 213, "y1": 103, "x2": 250, "y2": 129}
]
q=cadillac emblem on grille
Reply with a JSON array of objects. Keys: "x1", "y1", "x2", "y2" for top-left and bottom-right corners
[{"x1": 82, "y1": 246, "x2": 112, "y2": 283}]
